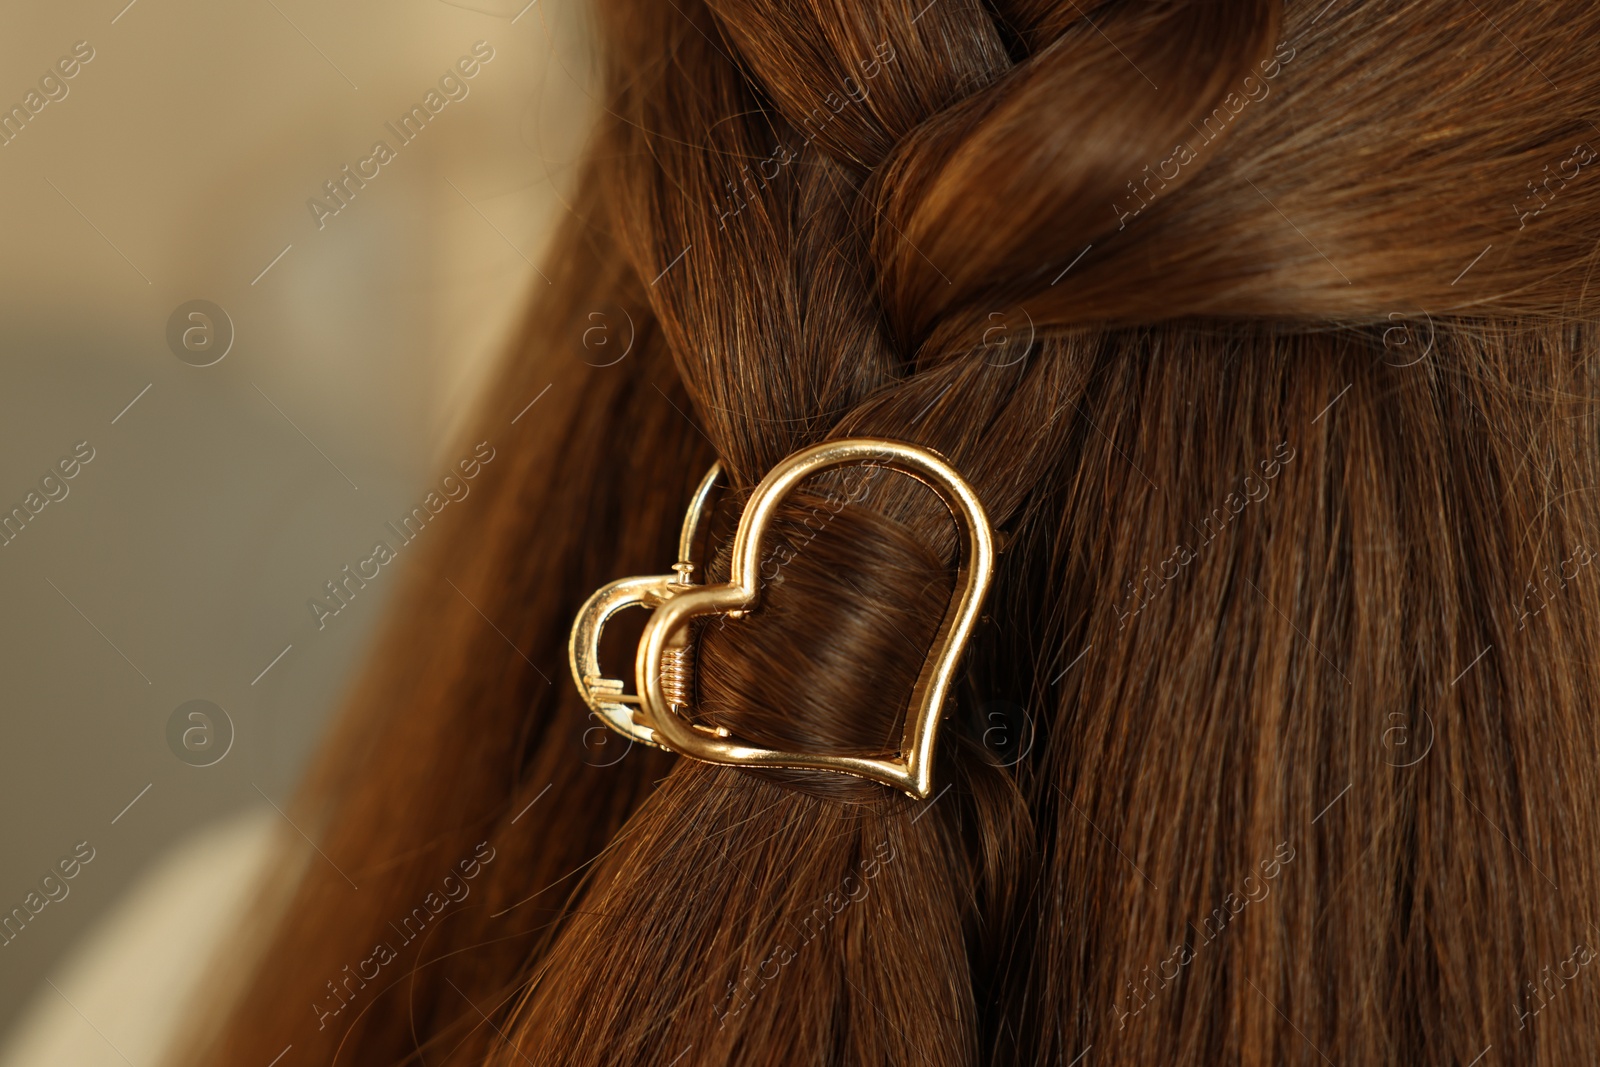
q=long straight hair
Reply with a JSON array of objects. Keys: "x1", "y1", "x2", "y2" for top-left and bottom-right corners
[{"x1": 182, "y1": 0, "x2": 1600, "y2": 1063}]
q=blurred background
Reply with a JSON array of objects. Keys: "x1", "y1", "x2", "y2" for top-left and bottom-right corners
[{"x1": 0, "y1": 0, "x2": 594, "y2": 1058}]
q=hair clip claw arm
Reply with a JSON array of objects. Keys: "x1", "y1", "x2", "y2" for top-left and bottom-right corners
[{"x1": 567, "y1": 460, "x2": 727, "y2": 747}]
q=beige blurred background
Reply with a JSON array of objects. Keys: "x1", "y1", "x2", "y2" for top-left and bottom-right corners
[{"x1": 0, "y1": 0, "x2": 594, "y2": 1052}]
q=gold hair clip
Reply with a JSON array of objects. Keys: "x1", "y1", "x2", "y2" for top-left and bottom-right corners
[{"x1": 567, "y1": 437, "x2": 995, "y2": 799}]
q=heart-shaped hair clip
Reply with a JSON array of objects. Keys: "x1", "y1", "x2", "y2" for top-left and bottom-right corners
[{"x1": 567, "y1": 438, "x2": 996, "y2": 799}]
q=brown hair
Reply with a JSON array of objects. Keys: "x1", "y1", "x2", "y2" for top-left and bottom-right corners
[{"x1": 182, "y1": 0, "x2": 1600, "y2": 1063}]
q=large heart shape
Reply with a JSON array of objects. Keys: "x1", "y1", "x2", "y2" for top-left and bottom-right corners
[{"x1": 636, "y1": 438, "x2": 995, "y2": 799}]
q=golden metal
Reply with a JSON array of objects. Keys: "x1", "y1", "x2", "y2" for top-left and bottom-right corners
[
  {"x1": 567, "y1": 462, "x2": 723, "y2": 749},
  {"x1": 569, "y1": 438, "x2": 996, "y2": 799},
  {"x1": 659, "y1": 644, "x2": 696, "y2": 707}
]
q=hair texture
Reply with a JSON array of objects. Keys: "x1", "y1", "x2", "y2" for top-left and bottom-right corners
[{"x1": 180, "y1": 0, "x2": 1600, "y2": 1064}]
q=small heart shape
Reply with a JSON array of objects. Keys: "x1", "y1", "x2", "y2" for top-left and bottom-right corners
[
  {"x1": 568, "y1": 462, "x2": 726, "y2": 748},
  {"x1": 637, "y1": 438, "x2": 995, "y2": 799},
  {"x1": 569, "y1": 573, "x2": 684, "y2": 750}
]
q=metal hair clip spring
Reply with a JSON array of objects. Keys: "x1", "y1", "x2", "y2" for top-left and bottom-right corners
[{"x1": 567, "y1": 437, "x2": 996, "y2": 799}]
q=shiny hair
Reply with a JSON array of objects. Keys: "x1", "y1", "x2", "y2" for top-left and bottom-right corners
[{"x1": 182, "y1": 0, "x2": 1600, "y2": 1063}]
